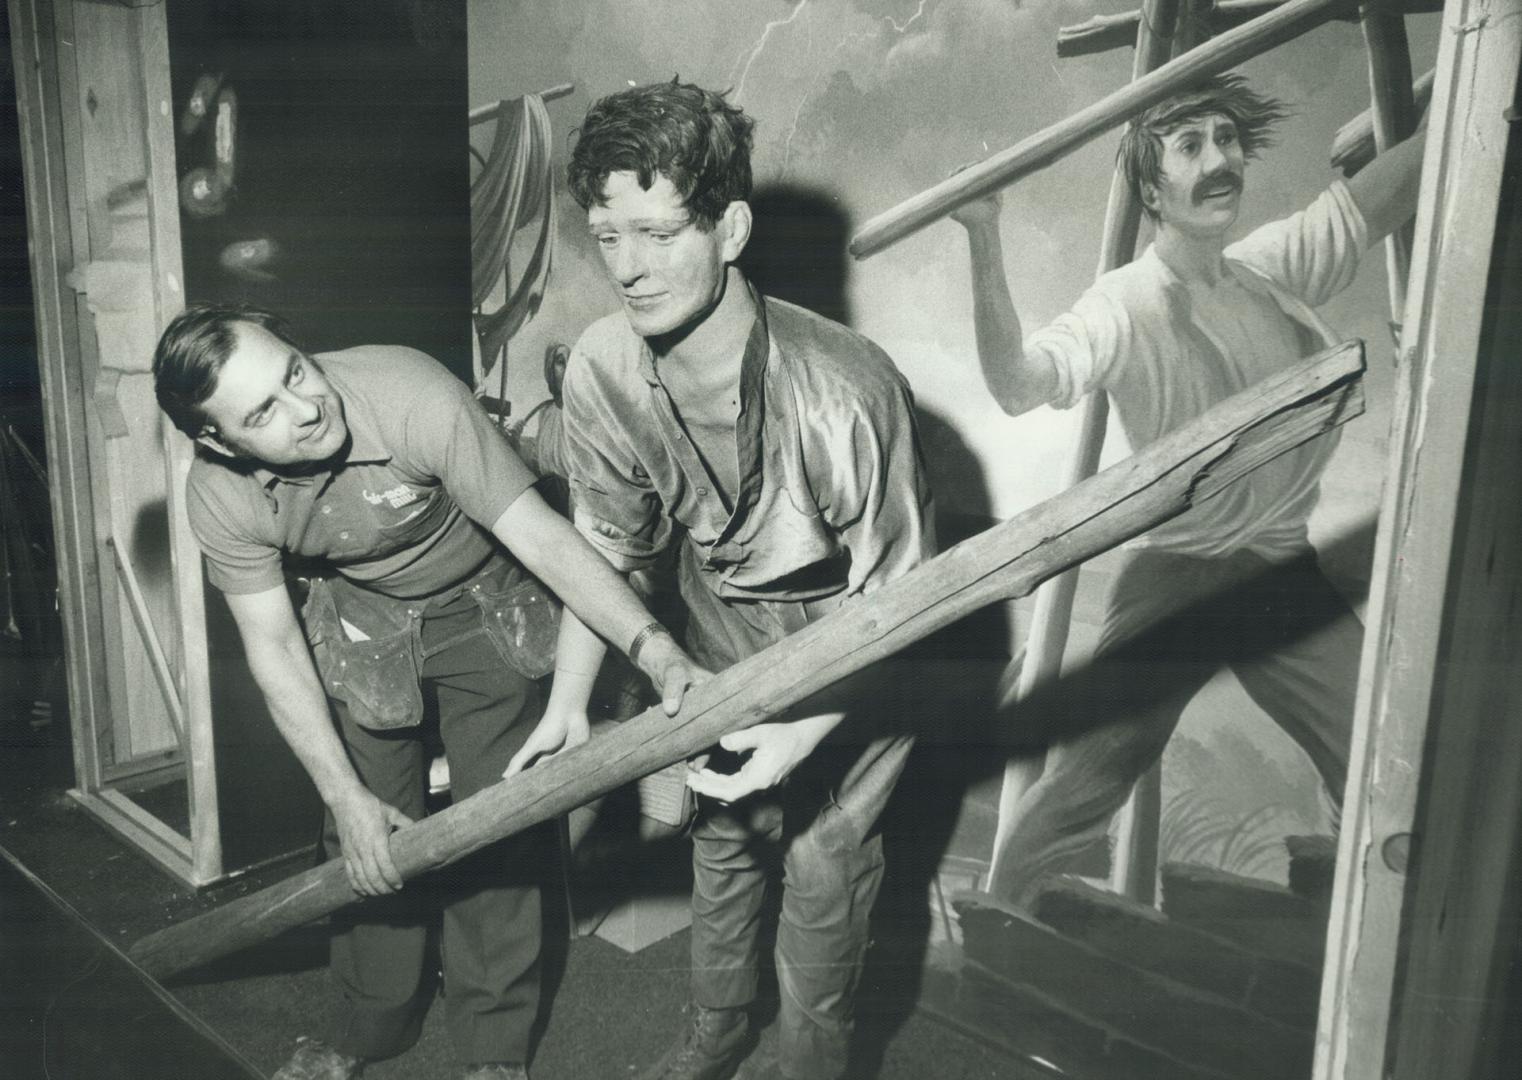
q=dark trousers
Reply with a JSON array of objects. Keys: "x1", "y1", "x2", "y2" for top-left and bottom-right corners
[
  {"x1": 679, "y1": 544, "x2": 912, "y2": 1080},
  {"x1": 990, "y1": 549, "x2": 1359, "y2": 904},
  {"x1": 321, "y1": 593, "x2": 547, "y2": 1066}
]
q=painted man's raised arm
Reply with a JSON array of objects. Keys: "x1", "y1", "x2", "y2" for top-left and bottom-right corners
[
  {"x1": 1346, "y1": 129, "x2": 1426, "y2": 246},
  {"x1": 951, "y1": 189, "x2": 1060, "y2": 417}
]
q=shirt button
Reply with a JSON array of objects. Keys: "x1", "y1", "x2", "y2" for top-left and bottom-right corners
[
  {"x1": 675, "y1": 433, "x2": 686, "y2": 441},
  {"x1": 697, "y1": 486, "x2": 708, "y2": 497},
  {"x1": 321, "y1": 505, "x2": 332, "y2": 515},
  {"x1": 339, "y1": 531, "x2": 350, "y2": 540}
]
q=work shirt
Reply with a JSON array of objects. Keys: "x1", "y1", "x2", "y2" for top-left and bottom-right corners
[
  {"x1": 1027, "y1": 181, "x2": 1368, "y2": 560},
  {"x1": 558, "y1": 292, "x2": 934, "y2": 606},
  {"x1": 187, "y1": 344, "x2": 538, "y2": 600}
]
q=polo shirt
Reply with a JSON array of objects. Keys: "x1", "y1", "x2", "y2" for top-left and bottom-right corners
[{"x1": 187, "y1": 344, "x2": 537, "y2": 600}]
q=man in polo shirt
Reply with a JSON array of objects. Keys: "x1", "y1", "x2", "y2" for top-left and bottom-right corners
[
  {"x1": 537, "y1": 81, "x2": 934, "y2": 1080},
  {"x1": 152, "y1": 304, "x2": 702, "y2": 1080}
]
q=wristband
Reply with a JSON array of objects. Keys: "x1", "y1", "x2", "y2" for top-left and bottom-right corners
[{"x1": 628, "y1": 621, "x2": 667, "y2": 666}]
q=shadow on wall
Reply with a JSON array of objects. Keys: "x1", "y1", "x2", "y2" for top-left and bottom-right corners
[{"x1": 740, "y1": 184, "x2": 853, "y2": 326}]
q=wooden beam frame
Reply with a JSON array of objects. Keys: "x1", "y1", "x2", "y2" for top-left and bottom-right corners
[
  {"x1": 1314, "y1": 2, "x2": 1522, "y2": 1075},
  {"x1": 131, "y1": 341, "x2": 1365, "y2": 979},
  {"x1": 9, "y1": 0, "x2": 222, "y2": 887},
  {"x1": 7, "y1": 0, "x2": 118, "y2": 810}
]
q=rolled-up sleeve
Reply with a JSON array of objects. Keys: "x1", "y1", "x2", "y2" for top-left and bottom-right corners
[
  {"x1": 558, "y1": 350, "x2": 672, "y2": 574},
  {"x1": 1228, "y1": 180, "x2": 1368, "y2": 308},
  {"x1": 1026, "y1": 286, "x2": 1135, "y2": 409}
]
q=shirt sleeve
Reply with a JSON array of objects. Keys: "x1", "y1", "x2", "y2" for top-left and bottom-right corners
[
  {"x1": 185, "y1": 468, "x2": 285, "y2": 595},
  {"x1": 401, "y1": 369, "x2": 538, "y2": 530},
  {"x1": 821, "y1": 374, "x2": 936, "y2": 596},
  {"x1": 1025, "y1": 284, "x2": 1137, "y2": 409},
  {"x1": 1226, "y1": 180, "x2": 1369, "y2": 309},
  {"x1": 558, "y1": 347, "x2": 672, "y2": 573}
]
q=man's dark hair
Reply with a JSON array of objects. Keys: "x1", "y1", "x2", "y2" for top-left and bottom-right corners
[
  {"x1": 567, "y1": 78, "x2": 754, "y2": 229},
  {"x1": 153, "y1": 302, "x2": 301, "y2": 437},
  {"x1": 1119, "y1": 73, "x2": 1290, "y2": 221}
]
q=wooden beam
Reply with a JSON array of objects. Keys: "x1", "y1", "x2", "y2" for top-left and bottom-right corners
[
  {"x1": 851, "y1": 0, "x2": 1350, "y2": 259},
  {"x1": 987, "y1": 0, "x2": 1180, "y2": 904},
  {"x1": 128, "y1": 342, "x2": 1365, "y2": 980},
  {"x1": 1314, "y1": 3, "x2": 1522, "y2": 1077},
  {"x1": 1331, "y1": 68, "x2": 1434, "y2": 176},
  {"x1": 1055, "y1": 0, "x2": 1440, "y2": 58}
]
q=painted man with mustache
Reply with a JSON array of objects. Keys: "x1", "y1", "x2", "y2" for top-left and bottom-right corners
[{"x1": 952, "y1": 74, "x2": 1425, "y2": 905}]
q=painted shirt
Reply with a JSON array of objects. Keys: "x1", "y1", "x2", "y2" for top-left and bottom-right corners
[
  {"x1": 557, "y1": 291, "x2": 935, "y2": 604},
  {"x1": 187, "y1": 344, "x2": 537, "y2": 599},
  {"x1": 1028, "y1": 181, "x2": 1369, "y2": 560}
]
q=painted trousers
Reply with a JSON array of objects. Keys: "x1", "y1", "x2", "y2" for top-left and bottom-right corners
[
  {"x1": 990, "y1": 548, "x2": 1359, "y2": 904},
  {"x1": 312, "y1": 571, "x2": 549, "y2": 1066},
  {"x1": 678, "y1": 543, "x2": 913, "y2": 1080}
]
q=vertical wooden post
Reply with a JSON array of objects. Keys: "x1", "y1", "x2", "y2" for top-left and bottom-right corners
[
  {"x1": 134, "y1": 0, "x2": 221, "y2": 885},
  {"x1": 986, "y1": 0, "x2": 1179, "y2": 902},
  {"x1": 6, "y1": 0, "x2": 116, "y2": 798},
  {"x1": 1314, "y1": 2, "x2": 1522, "y2": 1076}
]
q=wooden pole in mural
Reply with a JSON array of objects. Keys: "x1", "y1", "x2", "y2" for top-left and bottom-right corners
[
  {"x1": 850, "y1": 0, "x2": 1355, "y2": 258},
  {"x1": 131, "y1": 343, "x2": 1366, "y2": 980},
  {"x1": 985, "y1": 0, "x2": 1180, "y2": 906},
  {"x1": 1357, "y1": 2, "x2": 1419, "y2": 336}
]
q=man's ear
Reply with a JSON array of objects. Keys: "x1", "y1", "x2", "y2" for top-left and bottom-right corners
[
  {"x1": 719, "y1": 200, "x2": 752, "y2": 263},
  {"x1": 194, "y1": 427, "x2": 238, "y2": 458},
  {"x1": 1140, "y1": 181, "x2": 1160, "y2": 216}
]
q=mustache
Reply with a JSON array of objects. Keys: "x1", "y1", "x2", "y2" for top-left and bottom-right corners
[{"x1": 1192, "y1": 170, "x2": 1243, "y2": 203}]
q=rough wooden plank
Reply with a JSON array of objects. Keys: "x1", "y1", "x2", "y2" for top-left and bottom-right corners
[
  {"x1": 851, "y1": 0, "x2": 1353, "y2": 257},
  {"x1": 129, "y1": 342, "x2": 1365, "y2": 979},
  {"x1": 1314, "y1": 6, "x2": 1522, "y2": 1077}
]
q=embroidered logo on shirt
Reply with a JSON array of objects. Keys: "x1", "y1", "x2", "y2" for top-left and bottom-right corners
[{"x1": 362, "y1": 484, "x2": 423, "y2": 510}]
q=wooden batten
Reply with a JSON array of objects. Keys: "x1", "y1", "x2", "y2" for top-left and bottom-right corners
[{"x1": 9, "y1": 0, "x2": 219, "y2": 886}]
